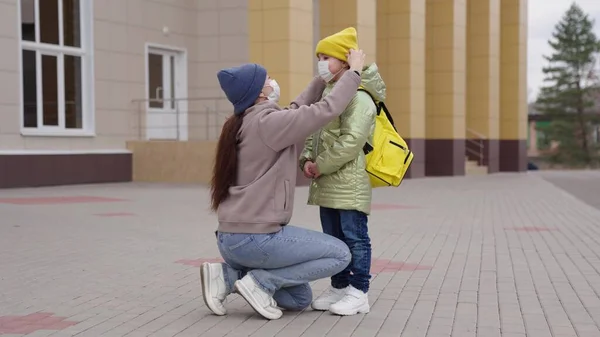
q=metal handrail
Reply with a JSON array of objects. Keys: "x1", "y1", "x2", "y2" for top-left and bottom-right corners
[
  {"x1": 131, "y1": 96, "x2": 227, "y2": 103},
  {"x1": 466, "y1": 128, "x2": 485, "y2": 166},
  {"x1": 131, "y1": 97, "x2": 232, "y2": 141},
  {"x1": 466, "y1": 128, "x2": 486, "y2": 140}
]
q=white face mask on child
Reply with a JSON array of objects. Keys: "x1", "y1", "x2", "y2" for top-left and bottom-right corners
[
  {"x1": 318, "y1": 61, "x2": 336, "y2": 82},
  {"x1": 266, "y1": 79, "x2": 280, "y2": 103}
]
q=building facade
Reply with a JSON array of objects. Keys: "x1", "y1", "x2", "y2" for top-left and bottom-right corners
[{"x1": 0, "y1": 0, "x2": 528, "y2": 188}]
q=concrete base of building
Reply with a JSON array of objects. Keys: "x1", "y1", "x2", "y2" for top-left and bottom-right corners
[
  {"x1": 405, "y1": 139, "x2": 426, "y2": 179},
  {"x1": 0, "y1": 151, "x2": 132, "y2": 188},
  {"x1": 499, "y1": 139, "x2": 528, "y2": 172},
  {"x1": 425, "y1": 139, "x2": 466, "y2": 176}
]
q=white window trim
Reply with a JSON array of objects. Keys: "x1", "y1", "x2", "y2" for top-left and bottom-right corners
[{"x1": 17, "y1": 0, "x2": 95, "y2": 137}]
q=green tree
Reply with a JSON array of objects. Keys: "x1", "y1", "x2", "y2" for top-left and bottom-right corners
[{"x1": 536, "y1": 2, "x2": 600, "y2": 167}]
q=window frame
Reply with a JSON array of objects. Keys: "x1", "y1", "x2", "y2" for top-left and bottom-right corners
[
  {"x1": 18, "y1": 0, "x2": 95, "y2": 137},
  {"x1": 146, "y1": 49, "x2": 179, "y2": 112}
]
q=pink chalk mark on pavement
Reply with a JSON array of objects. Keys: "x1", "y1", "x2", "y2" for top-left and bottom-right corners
[
  {"x1": 0, "y1": 312, "x2": 78, "y2": 334},
  {"x1": 0, "y1": 196, "x2": 126, "y2": 205}
]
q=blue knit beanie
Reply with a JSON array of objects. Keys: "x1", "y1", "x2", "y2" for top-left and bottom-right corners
[{"x1": 217, "y1": 63, "x2": 267, "y2": 115}]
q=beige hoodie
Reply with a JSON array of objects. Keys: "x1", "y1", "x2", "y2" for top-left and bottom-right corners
[{"x1": 217, "y1": 71, "x2": 361, "y2": 234}]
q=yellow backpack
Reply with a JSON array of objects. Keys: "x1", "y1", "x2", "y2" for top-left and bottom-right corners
[{"x1": 359, "y1": 89, "x2": 414, "y2": 188}]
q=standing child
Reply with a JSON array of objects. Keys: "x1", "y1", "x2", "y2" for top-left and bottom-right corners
[{"x1": 300, "y1": 27, "x2": 387, "y2": 316}]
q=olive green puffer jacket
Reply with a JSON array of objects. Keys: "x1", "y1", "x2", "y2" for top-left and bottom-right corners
[{"x1": 299, "y1": 63, "x2": 386, "y2": 215}]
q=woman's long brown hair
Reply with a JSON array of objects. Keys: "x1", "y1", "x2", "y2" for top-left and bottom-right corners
[{"x1": 210, "y1": 114, "x2": 244, "y2": 212}]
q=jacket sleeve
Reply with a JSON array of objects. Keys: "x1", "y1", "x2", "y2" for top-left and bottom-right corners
[
  {"x1": 289, "y1": 76, "x2": 326, "y2": 108},
  {"x1": 257, "y1": 71, "x2": 361, "y2": 152},
  {"x1": 314, "y1": 93, "x2": 376, "y2": 175},
  {"x1": 299, "y1": 134, "x2": 314, "y2": 170}
]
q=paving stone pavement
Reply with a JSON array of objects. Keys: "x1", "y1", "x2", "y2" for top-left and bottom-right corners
[
  {"x1": 2, "y1": 172, "x2": 600, "y2": 336},
  {"x1": 536, "y1": 170, "x2": 600, "y2": 211}
]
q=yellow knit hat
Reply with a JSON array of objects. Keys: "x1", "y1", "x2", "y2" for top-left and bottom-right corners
[{"x1": 315, "y1": 27, "x2": 358, "y2": 62}]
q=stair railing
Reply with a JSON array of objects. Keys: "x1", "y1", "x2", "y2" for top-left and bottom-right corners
[{"x1": 466, "y1": 128, "x2": 485, "y2": 166}]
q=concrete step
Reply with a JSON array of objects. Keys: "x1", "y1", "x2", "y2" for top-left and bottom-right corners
[
  {"x1": 465, "y1": 160, "x2": 488, "y2": 175},
  {"x1": 465, "y1": 160, "x2": 480, "y2": 168},
  {"x1": 466, "y1": 164, "x2": 488, "y2": 175}
]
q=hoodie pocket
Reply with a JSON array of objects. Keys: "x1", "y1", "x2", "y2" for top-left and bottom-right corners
[{"x1": 283, "y1": 179, "x2": 290, "y2": 211}]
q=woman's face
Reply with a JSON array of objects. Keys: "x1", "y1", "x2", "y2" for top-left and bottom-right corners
[
  {"x1": 256, "y1": 75, "x2": 281, "y2": 103},
  {"x1": 261, "y1": 75, "x2": 274, "y2": 97}
]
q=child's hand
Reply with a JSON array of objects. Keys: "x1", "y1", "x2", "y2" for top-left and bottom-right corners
[
  {"x1": 303, "y1": 161, "x2": 315, "y2": 178},
  {"x1": 306, "y1": 162, "x2": 321, "y2": 178}
]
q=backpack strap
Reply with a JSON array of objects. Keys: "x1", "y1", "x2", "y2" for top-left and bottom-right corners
[
  {"x1": 357, "y1": 88, "x2": 397, "y2": 131},
  {"x1": 379, "y1": 102, "x2": 397, "y2": 131},
  {"x1": 357, "y1": 89, "x2": 375, "y2": 155}
]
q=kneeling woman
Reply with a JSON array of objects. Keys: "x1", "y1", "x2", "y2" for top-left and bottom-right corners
[{"x1": 200, "y1": 50, "x2": 366, "y2": 320}]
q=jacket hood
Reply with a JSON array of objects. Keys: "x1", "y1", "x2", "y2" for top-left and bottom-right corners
[{"x1": 360, "y1": 63, "x2": 386, "y2": 102}]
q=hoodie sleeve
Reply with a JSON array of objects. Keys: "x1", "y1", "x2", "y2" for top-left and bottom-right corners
[
  {"x1": 299, "y1": 134, "x2": 314, "y2": 170},
  {"x1": 289, "y1": 76, "x2": 326, "y2": 108},
  {"x1": 257, "y1": 71, "x2": 361, "y2": 152}
]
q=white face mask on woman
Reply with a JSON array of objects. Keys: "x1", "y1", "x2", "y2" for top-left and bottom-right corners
[{"x1": 266, "y1": 79, "x2": 280, "y2": 103}]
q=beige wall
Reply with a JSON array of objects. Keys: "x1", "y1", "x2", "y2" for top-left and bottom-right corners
[
  {"x1": 376, "y1": 0, "x2": 426, "y2": 140},
  {"x1": 500, "y1": 0, "x2": 528, "y2": 140},
  {"x1": 248, "y1": 0, "x2": 313, "y2": 106},
  {"x1": 425, "y1": 0, "x2": 467, "y2": 140},
  {"x1": 0, "y1": 0, "x2": 249, "y2": 151},
  {"x1": 0, "y1": 1, "x2": 21, "y2": 150},
  {"x1": 127, "y1": 140, "x2": 216, "y2": 184},
  {"x1": 466, "y1": 0, "x2": 500, "y2": 139},
  {"x1": 319, "y1": 0, "x2": 377, "y2": 64}
]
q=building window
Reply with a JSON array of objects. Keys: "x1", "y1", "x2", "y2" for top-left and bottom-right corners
[{"x1": 19, "y1": 0, "x2": 93, "y2": 135}]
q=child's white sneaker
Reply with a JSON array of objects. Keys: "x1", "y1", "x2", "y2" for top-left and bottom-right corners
[
  {"x1": 311, "y1": 286, "x2": 347, "y2": 311},
  {"x1": 329, "y1": 286, "x2": 370, "y2": 316}
]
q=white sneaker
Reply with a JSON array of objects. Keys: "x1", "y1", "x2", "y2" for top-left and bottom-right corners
[
  {"x1": 329, "y1": 286, "x2": 370, "y2": 316},
  {"x1": 200, "y1": 263, "x2": 228, "y2": 316},
  {"x1": 234, "y1": 275, "x2": 283, "y2": 320},
  {"x1": 311, "y1": 286, "x2": 347, "y2": 311}
]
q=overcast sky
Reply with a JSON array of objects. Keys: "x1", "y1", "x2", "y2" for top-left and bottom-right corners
[{"x1": 528, "y1": 0, "x2": 600, "y2": 101}]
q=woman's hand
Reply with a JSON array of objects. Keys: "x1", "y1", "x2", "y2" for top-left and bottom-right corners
[{"x1": 347, "y1": 49, "x2": 366, "y2": 74}]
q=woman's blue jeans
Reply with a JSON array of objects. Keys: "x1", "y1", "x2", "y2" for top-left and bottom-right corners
[{"x1": 217, "y1": 225, "x2": 351, "y2": 311}]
